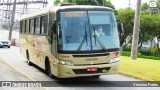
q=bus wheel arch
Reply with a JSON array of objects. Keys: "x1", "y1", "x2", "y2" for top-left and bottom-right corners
[{"x1": 26, "y1": 50, "x2": 33, "y2": 66}]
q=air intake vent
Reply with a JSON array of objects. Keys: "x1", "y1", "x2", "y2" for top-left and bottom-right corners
[{"x1": 72, "y1": 53, "x2": 110, "y2": 57}]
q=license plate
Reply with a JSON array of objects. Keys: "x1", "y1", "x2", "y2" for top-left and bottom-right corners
[{"x1": 87, "y1": 67, "x2": 97, "y2": 72}]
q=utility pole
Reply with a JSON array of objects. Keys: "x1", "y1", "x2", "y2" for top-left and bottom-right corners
[
  {"x1": 128, "y1": 0, "x2": 131, "y2": 8},
  {"x1": 9, "y1": 0, "x2": 17, "y2": 40},
  {"x1": 131, "y1": 0, "x2": 142, "y2": 60}
]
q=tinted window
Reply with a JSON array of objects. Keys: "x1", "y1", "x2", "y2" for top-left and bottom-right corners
[
  {"x1": 25, "y1": 20, "x2": 29, "y2": 33},
  {"x1": 35, "y1": 17, "x2": 40, "y2": 34},
  {"x1": 30, "y1": 19, "x2": 34, "y2": 34},
  {"x1": 20, "y1": 21, "x2": 23, "y2": 33},
  {"x1": 22, "y1": 21, "x2": 26, "y2": 33},
  {"x1": 41, "y1": 15, "x2": 48, "y2": 34}
]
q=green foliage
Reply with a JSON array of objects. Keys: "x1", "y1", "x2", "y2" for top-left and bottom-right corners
[
  {"x1": 105, "y1": 1, "x2": 115, "y2": 10},
  {"x1": 122, "y1": 51, "x2": 131, "y2": 56},
  {"x1": 151, "y1": 45, "x2": 159, "y2": 57},
  {"x1": 54, "y1": 0, "x2": 116, "y2": 11},
  {"x1": 116, "y1": 7, "x2": 160, "y2": 49},
  {"x1": 157, "y1": 0, "x2": 160, "y2": 7},
  {"x1": 116, "y1": 8, "x2": 135, "y2": 46},
  {"x1": 75, "y1": 0, "x2": 95, "y2": 5},
  {"x1": 141, "y1": 14, "x2": 160, "y2": 57},
  {"x1": 122, "y1": 51, "x2": 160, "y2": 60},
  {"x1": 141, "y1": 3, "x2": 149, "y2": 12},
  {"x1": 123, "y1": 46, "x2": 131, "y2": 51},
  {"x1": 54, "y1": 0, "x2": 60, "y2": 5},
  {"x1": 139, "y1": 47, "x2": 152, "y2": 56}
]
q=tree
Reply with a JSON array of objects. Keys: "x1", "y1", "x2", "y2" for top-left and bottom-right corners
[
  {"x1": 54, "y1": 0, "x2": 115, "y2": 10},
  {"x1": 141, "y1": 3, "x2": 149, "y2": 12},
  {"x1": 75, "y1": 0, "x2": 95, "y2": 5},
  {"x1": 116, "y1": 8, "x2": 135, "y2": 47},
  {"x1": 141, "y1": 1, "x2": 160, "y2": 14},
  {"x1": 54, "y1": 0, "x2": 61, "y2": 5},
  {"x1": 105, "y1": 1, "x2": 115, "y2": 10},
  {"x1": 139, "y1": 13, "x2": 157, "y2": 49}
]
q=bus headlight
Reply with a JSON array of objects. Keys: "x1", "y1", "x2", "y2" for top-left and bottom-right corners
[
  {"x1": 59, "y1": 60, "x2": 74, "y2": 66},
  {"x1": 109, "y1": 57, "x2": 120, "y2": 64}
]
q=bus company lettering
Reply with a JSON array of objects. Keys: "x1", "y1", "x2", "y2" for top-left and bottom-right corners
[
  {"x1": 65, "y1": 12, "x2": 84, "y2": 17},
  {"x1": 85, "y1": 58, "x2": 98, "y2": 61}
]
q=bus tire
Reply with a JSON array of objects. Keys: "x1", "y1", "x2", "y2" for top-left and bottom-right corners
[
  {"x1": 45, "y1": 59, "x2": 54, "y2": 78},
  {"x1": 26, "y1": 50, "x2": 33, "y2": 66},
  {"x1": 92, "y1": 75, "x2": 100, "y2": 78}
]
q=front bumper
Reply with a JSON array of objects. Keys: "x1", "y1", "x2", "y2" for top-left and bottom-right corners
[
  {"x1": 57, "y1": 62, "x2": 119, "y2": 78},
  {"x1": 0, "y1": 44, "x2": 10, "y2": 47}
]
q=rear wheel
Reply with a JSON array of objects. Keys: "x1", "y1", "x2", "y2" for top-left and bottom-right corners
[{"x1": 26, "y1": 51, "x2": 33, "y2": 66}]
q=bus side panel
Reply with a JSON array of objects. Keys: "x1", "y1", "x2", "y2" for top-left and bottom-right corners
[
  {"x1": 20, "y1": 26, "x2": 58, "y2": 77},
  {"x1": 49, "y1": 56, "x2": 58, "y2": 77}
]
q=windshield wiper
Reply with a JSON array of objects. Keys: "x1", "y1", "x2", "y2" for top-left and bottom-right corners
[
  {"x1": 93, "y1": 27, "x2": 107, "y2": 52},
  {"x1": 77, "y1": 26, "x2": 88, "y2": 51}
]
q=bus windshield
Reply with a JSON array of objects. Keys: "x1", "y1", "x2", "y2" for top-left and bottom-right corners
[{"x1": 58, "y1": 11, "x2": 119, "y2": 52}]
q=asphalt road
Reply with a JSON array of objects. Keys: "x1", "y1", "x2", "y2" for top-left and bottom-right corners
[
  {"x1": 0, "y1": 57, "x2": 45, "y2": 90},
  {"x1": 0, "y1": 46, "x2": 159, "y2": 90}
]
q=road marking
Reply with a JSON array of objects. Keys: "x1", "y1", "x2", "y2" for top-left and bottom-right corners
[{"x1": 0, "y1": 57, "x2": 48, "y2": 90}]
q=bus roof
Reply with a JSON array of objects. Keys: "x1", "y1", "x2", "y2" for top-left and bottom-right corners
[{"x1": 20, "y1": 5, "x2": 113, "y2": 20}]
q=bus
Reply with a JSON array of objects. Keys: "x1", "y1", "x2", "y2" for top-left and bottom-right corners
[{"x1": 20, "y1": 5, "x2": 121, "y2": 78}]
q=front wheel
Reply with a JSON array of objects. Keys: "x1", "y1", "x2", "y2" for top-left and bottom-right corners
[{"x1": 46, "y1": 62, "x2": 53, "y2": 78}]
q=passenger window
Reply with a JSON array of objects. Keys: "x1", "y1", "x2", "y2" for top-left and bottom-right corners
[
  {"x1": 30, "y1": 19, "x2": 35, "y2": 34},
  {"x1": 25, "y1": 20, "x2": 29, "y2": 34},
  {"x1": 35, "y1": 17, "x2": 40, "y2": 34},
  {"x1": 22, "y1": 20, "x2": 26, "y2": 33},
  {"x1": 41, "y1": 15, "x2": 48, "y2": 34},
  {"x1": 20, "y1": 21, "x2": 23, "y2": 33}
]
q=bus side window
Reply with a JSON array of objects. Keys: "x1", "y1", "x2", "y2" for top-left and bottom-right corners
[
  {"x1": 25, "y1": 20, "x2": 29, "y2": 34},
  {"x1": 20, "y1": 21, "x2": 23, "y2": 33},
  {"x1": 35, "y1": 17, "x2": 40, "y2": 34},
  {"x1": 22, "y1": 20, "x2": 26, "y2": 33},
  {"x1": 41, "y1": 15, "x2": 48, "y2": 34},
  {"x1": 30, "y1": 19, "x2": 35, "y2": 34}
]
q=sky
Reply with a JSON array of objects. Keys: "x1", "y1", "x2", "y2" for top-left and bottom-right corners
[
  {"x1": 111, "y1": 0, "x2": 150, "y2": 9},
  {"x1": 48, "y1": 0, "x2": 150, "y2": 9}
]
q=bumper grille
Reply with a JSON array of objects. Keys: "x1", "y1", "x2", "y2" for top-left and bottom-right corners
[
  {"x1": 73, "y1": 67, "x2": 110, "y2": 74},
  {"x1": 2, "y1": 42, "x2": 8, "y2": 44}
]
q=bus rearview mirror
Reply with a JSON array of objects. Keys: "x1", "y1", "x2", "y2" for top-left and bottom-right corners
[
  {"x1": 51, "y1": 22, "x2": 57, "y2": 34},
  {"x1": 117, "y1": 20, "x2": 124, "y2": 34}
]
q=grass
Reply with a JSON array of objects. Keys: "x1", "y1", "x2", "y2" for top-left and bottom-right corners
[
  {"x1": 122, "y1": 51, "x2": 160, "y2": 60},
  {"x1": 119, "y1": 56, "x2": 160, "y2": 83}
]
